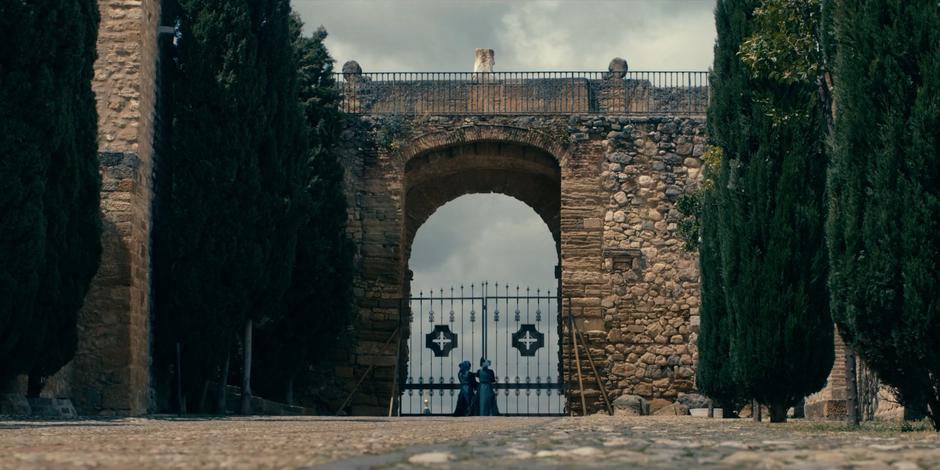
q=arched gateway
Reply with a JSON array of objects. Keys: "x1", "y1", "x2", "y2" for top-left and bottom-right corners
[
  {"x1": 333, "y1": 73, "x2": 709, "y2": 414},
  {"x1": 63, "y1": 3, "x2": 849, "y2": 417}
]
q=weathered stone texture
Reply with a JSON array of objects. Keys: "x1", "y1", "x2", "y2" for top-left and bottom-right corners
[
  {"x1": 805, "y1": 326, "x2": 848, "y2": 419},
  {"x1": 48, "y1": 0, "x2": 161, "y2": 416},
  {"x1": 588, "y1": 117, "x2": 705, "y2": 412},
  {"x1": 333, "y1": 110, "x2": 705, "y2": 415}
]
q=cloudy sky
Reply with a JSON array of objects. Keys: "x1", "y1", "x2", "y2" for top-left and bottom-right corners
[{"x1": 292, "y1": 0, "x2": 718, "y2": 293}]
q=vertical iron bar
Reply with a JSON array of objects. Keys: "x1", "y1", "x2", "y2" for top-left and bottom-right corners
[
  {"x1": 470, "y1": 284, "x2": 475, "y2": 366},
  {"x1": 437, "y1": 289, "x2": 441, "y2": 414},
  {"x1": 513, "y1": 285, "x2": 528, "y2": 413},
  {"x1": 535, "y1": 289, "x2": 542, "y2": 413},
  {"x1": 493, "y1": 282, "x2": 497, "y2": 385},
  {"x1": 504, "y1": 284, "x2": 509, "y2": 410},
  {"x1": 409, "y1": 296, "x2": 415, "y2": 415},
  {"x1": 481, "y1": 282, "x2": 487, "y2": 364},
  {"x1": 525, "y1": 288, "x2": 539, "y2": 411},
  {"x1": 419, "y1": 291, "x2": 424, "y2": 413}
]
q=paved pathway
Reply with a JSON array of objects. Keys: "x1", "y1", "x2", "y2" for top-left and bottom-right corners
[{"x1": 1, "y1": 415, "x2": 938, "y2": 469}]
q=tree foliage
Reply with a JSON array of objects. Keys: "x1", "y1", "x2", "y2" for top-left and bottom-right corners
[
  {"x1": 0, "y1": 0, "x2": 101, "y2": 388},
  {"x1": 153, "y1": 3, "x2": 354, "y2": 413},
  {"x1": 739, "y1": 0, "x2": 836, "y2": 131},
  {"x1": 702, "y1": 0, "x2": 833, "y2": 422},
  {"x1": 738, "y1": 0, "x2": 828, "y2": 84},
  {"x1": 153, "y1": 0, "x2": 309, "y2": 410},
  {"x1": 254, "y1": 23, "x2": 354, "y2": 407},
  {"x1": 677, "y1": 145, "x2": 722, "y2": 251},
  {"x1": 695, "y1": 169, "x2": 743, "y2": 416},
  {"x1": 695, "y1": 0, "x2": 754, "y2": 415},
  {"x1": 827, "y1": 0, "x2": 940, "y2": 430}
]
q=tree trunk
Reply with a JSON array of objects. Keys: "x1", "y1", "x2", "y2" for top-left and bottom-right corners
[
  {"x1": 846, "y1": 346, "x2": 859, "y2": 426},
  {"x1": 176, "y1": 342, "x2": 184, "y2": 414},
  {"x1": 927, "y1": 398, "x2": 940, "y2": 432},
  {"x1": 217, "y1": 348, "x2": 231, "y2": 415},
  {"x1": 769, "y1": 403, "x2": 788, "y2": 423},
  {"x1": 904, "y1": 400, "x2": 927, "y2": 421},
  {"x1": 722, "y1": 405, "x2": 737, "y2": 419},
  {"x1": 794, "y1": 398, "x2": 805, "y2": 419},
  {"x1": 198, "y1": 380, "x2": 209, "y2": 414},
  {"x1": 240, "y1": 318, "x2": 253, "y2": 415},
  {"x1": 285, "y1": 376, "x2": 294, "y2": 407},
  {"x1": 752, "y1": 399, "x2": 761, "y2": 422},
  {"x1": 0, "y1": 377, "x2": 17, "y2": 394},
  {"x1": 26, "y1": 373, "x2": 43, "y2": 398},
  {"x1": 817, "y1": 73, "x2": 835, "y2": 135},
  {"x1": 707, "y1": 399, "x2": 714, "y2": 418}
]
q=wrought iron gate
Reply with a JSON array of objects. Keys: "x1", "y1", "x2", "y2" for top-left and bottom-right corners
[{"x1": 399, "y1": 283, "x2": 565, "y2": 416}]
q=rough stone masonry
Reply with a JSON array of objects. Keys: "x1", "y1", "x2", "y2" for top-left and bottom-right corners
[{"x1": 334, "y1": 109, "x2": 707, "y2": 414}]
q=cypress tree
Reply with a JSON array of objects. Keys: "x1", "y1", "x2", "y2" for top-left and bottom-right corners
[
  {"x1": 828, "y1": 0, "x2": 940, "y2": 430},
  {"x1": 696, "y1": 0, "x2": 753, "y2": 419},
  {"x1": 708, "y1": 0, "x2": 833, "y2": 422},
  {"x1": 0, "y1": 0, "x2": 50, "y2": 387},
  {"x1": 154, "y1": 0, "x2": 308, "y2": 412},
  {"x1": 695, "y1": 153, "x2": 743, "y2": 417},
  {"x1": 236, "y1": 0, "x2": 309, "y2": 415},
  {"x1": 29, "y1": 0, "x2": 103, "y2": 394},
  {"x1": 255, "y1": 24, "x2": 354, "y2": 406},
  {"x1": 0, "y1": 0, "x2": 101, "y2": 389},
  {"x1": 155, "y1": 0, "x2": 258, "y2": 410}
]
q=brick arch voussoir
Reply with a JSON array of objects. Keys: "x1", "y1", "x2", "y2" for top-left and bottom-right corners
[{"x1": 401, "y1": 125, "x2": 571, "y2": 167}]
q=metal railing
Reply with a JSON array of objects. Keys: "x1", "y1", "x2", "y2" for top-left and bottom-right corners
[{"x1": 334, "y1": 71, "x2": 709, "y2": 116}]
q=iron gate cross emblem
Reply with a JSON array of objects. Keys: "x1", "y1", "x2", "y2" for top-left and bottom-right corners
[
  {"x1": 511, "y1": 324, "x2": 544, "y2": 356},
  {"x1": 425, "y1": 324, "x2": 457, "y2": 357}
]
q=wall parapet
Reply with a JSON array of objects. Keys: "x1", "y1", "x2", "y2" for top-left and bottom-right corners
[{"x1": 335, "y1": 71, "x2": 708, "y2": 116}]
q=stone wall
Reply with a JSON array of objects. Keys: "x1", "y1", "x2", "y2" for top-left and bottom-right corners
[
  {"x1": 335, "y1": 113, "x2": 705, "y2": 414},
  {"x1": 805, "y1": 326, "x2": 849, "y2": 418},
  {"x1": 573, "y1": 116, "x2": 705, "y2": 412},
  {"x1": 46, "y1": 0, "x2": 162, "y2": 415}
]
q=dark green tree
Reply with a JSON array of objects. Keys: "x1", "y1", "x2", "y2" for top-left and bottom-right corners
[
  {"x1": 0, "y1": 0, "x2": 101, "y2": 389},
  {"x1": 154, "y1": 0, "x2": 308, "y2": 413},
  {"x1": 0, "y1": 0, "x2": 50, "y2": 388},
  {"x1": 707, "y1": 0, "x2": 833, "y2": 422},
  {"x1": 827, "y1": 0, "x2": 940, "y2": 430},
  {"x1": 255, "y1": 23, "x2": 354, "y2": 407},
  {"x1": 694, "y1": 157, "x2": 744, "y2": 417},
  {"x1": 695, "y1": 0, "x2": 754, "y2": 419}
]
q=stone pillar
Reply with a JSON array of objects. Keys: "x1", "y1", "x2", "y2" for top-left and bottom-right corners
[
  {"x1": 334, "y1": 116, "x2": 406, "y2": 415},
  {"x1": 57, "y1": 0, "x2": 162, "y2": 416},
  {"x1": 805, "y1": 326, "x2": 849, "y2": 419},
  {"x1": 607, "y1": 57, "x2": 629, "y2": 79},
  {"x1": 474, "y1": 48, "x2": 495, "y2": 72}
]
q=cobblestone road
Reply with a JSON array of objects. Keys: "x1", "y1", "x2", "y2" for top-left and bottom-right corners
[{"x1": 1, "y1": 415, "x2": 938, "y2": 469}]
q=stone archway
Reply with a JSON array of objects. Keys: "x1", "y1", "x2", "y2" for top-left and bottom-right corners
[
  {"x1": 398, "y1": 137, "x2": 566, "y2": 416},
  {"x1": 401, "y1": 140, "x2": 562, "y2": 291},
  {"x1": 334, "y1": 115, "x2": 707, "y2": 416}
]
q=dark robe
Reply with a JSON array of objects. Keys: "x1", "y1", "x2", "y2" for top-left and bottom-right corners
[
  {"x1": 453, "y1": 370, "x2": 478, "y2": 416},
  {"x1": 476, "y1": 367, "x2": 499, "y2": 416}
]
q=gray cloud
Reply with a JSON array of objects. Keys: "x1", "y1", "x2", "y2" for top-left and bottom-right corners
[
  {"x1": 292, "y1": 0, "x2": 717, "y2": 71},
  {"x1": 409, "y1": 194, "x2": 558, "y2": 293}
]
